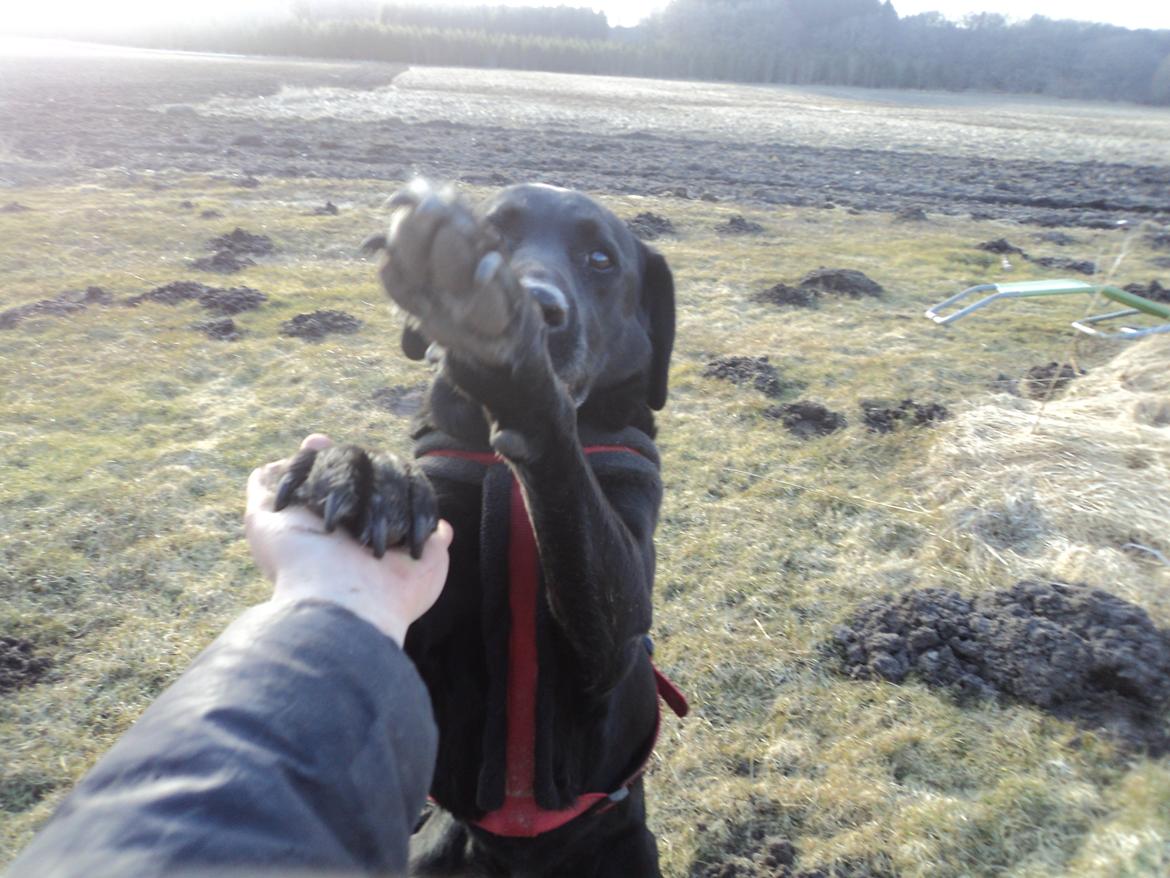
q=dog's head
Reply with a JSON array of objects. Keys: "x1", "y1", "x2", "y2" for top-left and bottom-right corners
[{"x1": 402, "y1": 184, "x2": 675, "y2": 411}]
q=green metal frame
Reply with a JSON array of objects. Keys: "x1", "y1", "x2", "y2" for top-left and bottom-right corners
[{"x1": 924, "y1": 279, "x2": 1170, "y2": 338}]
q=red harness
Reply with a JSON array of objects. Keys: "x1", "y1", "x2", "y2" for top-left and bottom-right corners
[{"x1": 421, "y1": 446, "x2": 688, "y2": 838}]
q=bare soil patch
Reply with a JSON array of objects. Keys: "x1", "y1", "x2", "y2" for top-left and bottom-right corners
[
  {"x1": 2, "y1": 49, "x2": 1167, "y2": 227},
  {"x1": 0, "y1": 637, "x2": 50, "y2": 695},
  {"x1": 832, "y1": 581, "x2": 1170, "y2": 754}
]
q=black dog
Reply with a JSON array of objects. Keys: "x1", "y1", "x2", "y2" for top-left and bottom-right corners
[{"x1": 276, "y1": 181, "x2": 680, "y2": 876}]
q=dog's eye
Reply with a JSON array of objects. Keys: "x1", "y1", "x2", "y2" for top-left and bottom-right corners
[{"x1": 587, "y1": 250, "x2": 614, "y2": 271}]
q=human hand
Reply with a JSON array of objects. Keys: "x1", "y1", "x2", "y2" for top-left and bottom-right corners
[{"x1": 245, "y1": 434, "x2": 452, "y2": 645}]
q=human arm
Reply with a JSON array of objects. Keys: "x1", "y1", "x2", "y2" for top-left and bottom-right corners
[{"x1": 7, "y1": 436, "x2": 453, "y2": 877}]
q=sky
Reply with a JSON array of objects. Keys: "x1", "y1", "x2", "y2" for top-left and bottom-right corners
[{"x1": 1, "y1": 0, "x2": 1167, "y2": 34}]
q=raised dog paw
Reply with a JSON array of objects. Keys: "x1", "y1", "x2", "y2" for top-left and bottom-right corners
[
  {"x1": 274, "y1": 444, "x2": 437, "y2": 559},
  {"x1": 365, "y1": 179, "x2": 541, "y2": 367}
]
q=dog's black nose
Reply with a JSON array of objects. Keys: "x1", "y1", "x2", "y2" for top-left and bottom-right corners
[{"x1": 522, "y1": 280, "x2": 568, "y2": 328}]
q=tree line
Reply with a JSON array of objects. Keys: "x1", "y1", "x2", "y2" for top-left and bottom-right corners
[{"x1": 60, "y1": 0, "x2": 1170, "y2": 104}]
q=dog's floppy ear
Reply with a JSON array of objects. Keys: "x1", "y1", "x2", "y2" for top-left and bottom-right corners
[{"x1": 639, "y1": 243, "x2": 675, "y2": 411}]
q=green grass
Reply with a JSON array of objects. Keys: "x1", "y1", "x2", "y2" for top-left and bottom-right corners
[{"x1": 1, "y1": 173, "x2": 1168, "y2": 876}]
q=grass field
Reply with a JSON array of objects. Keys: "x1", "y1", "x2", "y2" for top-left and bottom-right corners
[{"x1": 1, "y1": 171, "x2": 1168, "y2": 876}]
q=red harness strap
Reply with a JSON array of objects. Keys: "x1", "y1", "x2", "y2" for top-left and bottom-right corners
[{"x1": 421, "y1": 445, "x2": 688, "y2": 838}]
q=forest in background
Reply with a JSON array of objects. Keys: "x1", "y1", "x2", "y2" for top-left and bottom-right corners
[{"x1": 31, "y1": 0, "x2": 1170, "y2": 104}]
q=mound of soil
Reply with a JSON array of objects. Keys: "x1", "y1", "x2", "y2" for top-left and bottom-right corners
[
  {"x1": 703, "y1": 355, "x2": 791, "y2": 398},
  {"x1": 716, "y1": 215, "x2": 765, "y2": 235},
  {"x1": 1017, "y1": 362, "x2": 1084, "y2": 399},
  {"x1": 798, "y1": 268, "x2": 883, "y2": 298},
  {"x1": 192, "y1": 251, "x2": 254, "y2": 273},
  {"x1": 1, "y1": 636, "x2": 51, "y2": 695},
  {"x1": 207, "y1": 227, "x2": 275, "y2": 256},
  {"x1": 126, "y1": 281, "x2": 267, "y2": 314},
  {"x1": 281, "y1": 309, "x2": 362, "y2": 340},
  {"x1": 194, "y1": 316, "x2": 242, "y2": 340},
  {"x1": 1029, "y1": 255, "x2": 1097, "y2": 275},
  {"x1": 627, "y1": 211, "x2": 676, "y2": 240},
  {"x1": 0, "y1": 286, "x2": 110, "y2": 329},
  {"x1": 372, "y1": 384, "x2": 426, "y2": 416},
  {"x1": 234, "y1": 175, "x2": 262, "y2": 188},
  {"x1": 312, "y1": 200, "x2": 340, "y2": 216},
  {"x1": 977, "y1": 238, "x2": 1026, "y2": 256},
  {"x1": 764, "y1": 401, "x2": 847, "y2": 439},
  {"x1": 198, "y1": 286, "x2": 268, "y2": 315},
  {"x1": 860, "y1": 399, "x2": 949, "y2": 432},
  {"x1": 1124, "y1": 279, "x2": 1170, "y2": 304},
  {"x1": 1037, "y1": 230, "x2": 1077, "y2": 246},
  {"x1": 753, "y1": 283, "x2": 818, "y2": 308},
  {"x1": 1, "y1": 201, "x2": 32, "y2": 213},
  {"x1": 832, "y1": 581, "x2": 1170, "y2": 753},
  {"x1": 200, "y1": 209, "x2": 224, "y2": 220}
]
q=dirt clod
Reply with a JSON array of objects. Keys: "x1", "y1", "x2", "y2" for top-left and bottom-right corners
[
  {"x1": 799, "y1": 268, "x2": 883, "y2": 298},
  {"x1": 832, "y1": 581, "x2": 1170, "y2": 753},
  {"x1": 1, "y1": 637, "x2": 50, "y2": 695},
  {"x1": 627, "y1": 212, "x2": 676, "y2": 240},
  {"x1": 703, "y1": 355, "x2": 791, "y2": 399},
  {"x1": 754, "y1": 283, "x2": 818, "y2": 308},
  {"x1": 860, "y1": 399, "x2": 949, "y2": 432},
  {"x1": 280, "y1": 309, "x2": 362, "y2": 341},
  {"x1": 207, "y1": 227, "x2": 275, "y2": 256},
  {"x1": 764, "y1": 401, "x2": 847, "y2": 438},
  {"x1": 716, "y1": 214, "x2": 764, "y2": 235}
]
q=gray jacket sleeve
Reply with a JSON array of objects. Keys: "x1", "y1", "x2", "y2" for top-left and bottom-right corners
[{"x1": 6, "y1": 599, "x2": 437, "y2": 878}]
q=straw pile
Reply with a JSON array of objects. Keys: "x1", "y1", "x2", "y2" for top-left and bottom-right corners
[{"x1": 928, "y1": 335, "x2": 1170, "y2": 608}]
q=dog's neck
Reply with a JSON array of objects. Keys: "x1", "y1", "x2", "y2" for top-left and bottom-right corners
[{"x1": 411, "y1": 373, "x2": 657, "y2": 450}]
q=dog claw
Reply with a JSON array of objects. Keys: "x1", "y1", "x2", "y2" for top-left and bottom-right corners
[
  {"x1": 474, "y1": 251, "x2": 505, "y2": 287},
  {"x1": 323, "y1": 490, "x2": 347, "y2": 532}
]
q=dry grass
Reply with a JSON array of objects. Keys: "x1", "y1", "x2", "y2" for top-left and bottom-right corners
[{"x1": 1, "y1": 172, "x2": 1168, "y2": 876}]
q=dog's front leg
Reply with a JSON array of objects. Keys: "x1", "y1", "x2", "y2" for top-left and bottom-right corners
[{"x1": 368, "y1": 182, "x2": 657, "y2": 695}]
